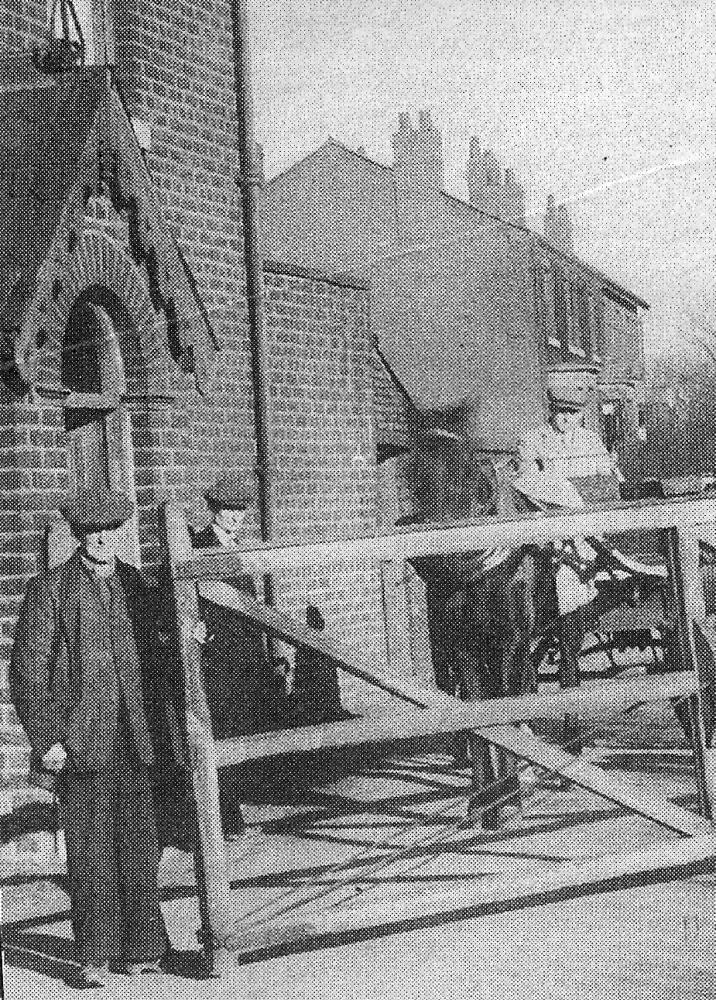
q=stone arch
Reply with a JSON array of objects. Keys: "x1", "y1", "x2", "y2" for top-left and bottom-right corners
[
  {"x1": 63, "y1": 283, "x2": 146, "y2": 397},
  {"x1": 37, "y1": 229, "x2": 173, "y2": 396},
  {"x1": 63, "y1": 293, "x2": 127, "y2": 397}
]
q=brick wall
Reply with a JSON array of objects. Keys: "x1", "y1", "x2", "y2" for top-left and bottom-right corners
[
  {"x1": 0, "y1": 264, "x2": 387, "y2": 782},
  {"x1": 0, "y1": 0, "x2": 392, "y2": 786},
  {"x1": 0, "y1": 394, "x2": 70, "y2": 780},
  {"x1": 372, "y1": 353, "x2": 413, "y2": 457},
  {"x1": 0, "y1": 0, "x2": 44, "y2": 54},
  {"x1": 114, "y1": 0, "x2": 242, "y2": 326},
  {"x1": 1, "y1": 275, "x2": 386, "y2": 765}
]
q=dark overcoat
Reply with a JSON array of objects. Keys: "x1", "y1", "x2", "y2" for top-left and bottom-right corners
[
  {"x1": 192, "y1": 525, "x2": 269, "y2": 737},
  {"x1": 10, "y1": 550, "x2": 186, "y2": 774}
]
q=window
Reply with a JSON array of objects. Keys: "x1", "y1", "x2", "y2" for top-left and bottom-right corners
[
  {"x1": 62, "y1": 296, "x2": 139, "y2": 565},
  {"x1": 601, "y1": 400, "x2": 624, "y2": 454},
  {"x1": 564, "y1": 282, "x2": 579, "y2": 355},
  {"x1": 573, "y1": 284, "x2": 591, "y2": 356},
  {"x1": 535, "y1": 264, "x2": 558, "y2": 347},
  {"x1": 593, "y1": 295, "x2": 606, "y2": 357},
  {"x1": 554, "y1": 269, "x2": 569, "y2": 349},
  {"x1": 587, "y1": 295, "x2": 599, "y2": 358}
]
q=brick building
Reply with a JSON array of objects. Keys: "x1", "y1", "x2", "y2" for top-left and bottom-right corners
[
  {"x1": 0, "y1": 1, "x2": 408, "y2": 792},
  {"x1": 263, "y1": 113, "x2": 649, "y2": 471}
]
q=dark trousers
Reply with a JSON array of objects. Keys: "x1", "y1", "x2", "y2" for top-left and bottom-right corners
[
  {"x1": 62, "y1": 762, "x2": 167, "y2": 966},
  {"x1": 457, "y1": 645, "x2": 520, "y2": 813},
  {"x1": 557, "y1": 605, "x2": 588, "y2": 751},
  {"x1": 557, "y1": 605, "x2": 587, "y2": 690}
]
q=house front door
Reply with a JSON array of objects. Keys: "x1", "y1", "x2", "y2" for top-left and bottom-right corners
[{"x1": 61, "y1": 298, "x2": 141, "y2": 566}]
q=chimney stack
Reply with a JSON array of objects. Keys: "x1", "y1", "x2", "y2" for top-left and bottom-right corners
[
  {"x1": 466, "y1": 137, "x2": 525, "y2": 224},
  {"x1": 544, "y1": 194, "x2": 573, "y2": 253},
  {"x1": 391, "y1": 109, "x2": 445, "y2": 241}
]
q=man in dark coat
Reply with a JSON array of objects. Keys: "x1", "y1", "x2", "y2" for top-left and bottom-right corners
[
  {"x1": 292, "y1": 605, "x2": 345, "y2": 723},
  {"x1": 193, "y1": 475, "x2": 273, "y2": 740},
  {"x1": 10, "y1": 490, "x2": 183, "y2": 988}
]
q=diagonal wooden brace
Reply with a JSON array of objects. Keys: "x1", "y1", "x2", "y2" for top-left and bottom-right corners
[{"x1": 479, "y1": 725, "x2": 711, "y2": 836}]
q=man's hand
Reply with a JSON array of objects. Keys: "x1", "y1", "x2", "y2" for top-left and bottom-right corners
[
  {"x1": 41, "y1": 742, "x2": 67, "y2": 773},
  {"x1": 193, "y1": 621, "x2": 208, "y2": 645}
]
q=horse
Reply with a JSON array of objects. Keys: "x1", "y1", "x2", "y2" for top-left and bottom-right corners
[
  {"x1": 408, "y1": 440, "x2": 543, "y2": 827},
  {"x1": 408, "y1": 439, "x2": 713, "y2": 828}
]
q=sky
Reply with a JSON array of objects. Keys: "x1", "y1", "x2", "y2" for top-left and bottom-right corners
[{"x1": 248, "y1": 0, "x2": 716, "y2": 359}]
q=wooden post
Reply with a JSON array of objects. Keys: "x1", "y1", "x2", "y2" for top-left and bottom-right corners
[
  {"x1": 380, "y1": 559, "x2": 414, "y2": 679},
  {"x1": 666, "y1": 526, "x2": 716, "y2": 818},
  {"x1": 160, "y1": 503, "x2": 235, "y2": 973}
]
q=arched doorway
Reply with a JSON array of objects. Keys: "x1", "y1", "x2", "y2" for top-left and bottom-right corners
[{"x1": 61, "y1": 288, "x2": 141, "y2": 565}]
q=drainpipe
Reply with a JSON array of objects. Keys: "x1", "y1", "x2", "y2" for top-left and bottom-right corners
[{"x1": 229, "y1": 0, "x2": 276, "y2": 604}]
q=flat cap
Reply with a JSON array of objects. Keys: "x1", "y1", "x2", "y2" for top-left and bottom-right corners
[
  {"x1": 204, "y1": 474, "x2": 256, "y2": 510},
  {"x1": 546, "y1": 362, "x2": 598, "y2": 410},
  {"x1": 61, "y1": 489, "x2": 134, "y2": 530}
]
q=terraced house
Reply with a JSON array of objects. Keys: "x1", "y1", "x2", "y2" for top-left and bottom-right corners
[{"x1": 263, "y1": 116, "x2": 649, "y2": 471}]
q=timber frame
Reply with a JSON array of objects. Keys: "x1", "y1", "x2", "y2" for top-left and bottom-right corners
[{"x1": 160, "y1": 496, "x2": 716, "y2": 975}]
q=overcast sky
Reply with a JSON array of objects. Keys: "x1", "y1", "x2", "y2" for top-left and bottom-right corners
[{"x1": 249, "y1": 0, "x2": 716, "y2": 358}]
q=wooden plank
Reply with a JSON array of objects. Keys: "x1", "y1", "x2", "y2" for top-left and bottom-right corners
[
  {"x1": 63, "y1": 390, "x2": 120, "y2": 411},
  {"x1": 159, "y1": 503, "x2": 235, "y2": 969},
  {"x1": 199, "y1": 580, "x2": 700, "y2": 726},
  {"x1": 198, "y1": 580, "x2": 428, "y2": 707},
  {"x1": 665, "y1": 527, "x2": 714, "y2": 818},
  {"x1": 380, "y1": 560, "x2": 413, "y2": 677},
  {"x1": 174, "y1": 495, "x2": 716, "y2": 581},
  {"x1": 480, "y1": 725, "x2": 711, "y2": 836},
  {"x1": 214, "y1": 671, "x2": 700, "y2": 769},
  {"x1": 190, "y1": 724, "x2": 236, "y2": 950},
  {"x1": 226, "y1": 833, "x2": 716, "y2": 956},
  {"x1": 678, "y1": 528, "x2": 716, "y2": 814}
]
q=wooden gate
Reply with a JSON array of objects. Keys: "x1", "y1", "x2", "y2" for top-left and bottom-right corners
[{"x1": 160, "y1": 496, "x2": 716, "y2": 974}]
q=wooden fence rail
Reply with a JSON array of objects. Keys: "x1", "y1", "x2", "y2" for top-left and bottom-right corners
[
  {"x1": 215, "y1": 668, "x2": 699, "y2": 767},
  {"x1": 174, "y1": 495, "x2": 716, "y2": 580}
]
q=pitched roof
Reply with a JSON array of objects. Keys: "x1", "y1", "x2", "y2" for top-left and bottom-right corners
[
  {"x1": 266, "y1": 136, "x2": 392, "y2": 189},
  {"x1": 267, "y1": 142, "x2": 649, "y2": 311},
  {"x1": 0, "y1": 60, "x2": 218, "y2": 392},
  {"x1": 0, "y1": 64, "x2": 105, "y2": 328}
]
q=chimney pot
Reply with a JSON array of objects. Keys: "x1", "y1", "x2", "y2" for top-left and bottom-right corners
[{"x1": 418, "y1": 109, "x2": 433, "y2": 131}]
